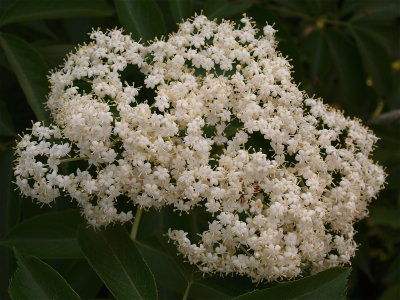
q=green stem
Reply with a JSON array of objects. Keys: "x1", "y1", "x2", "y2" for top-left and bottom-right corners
[
  {"x1": 239, "y1": 245, "x2": 251, "y2": 256},
  {"x1": 110, "y1": 137, "x2": 121, "y2": 148},
  {"x1": 59, "y1": 156, "x2": 88, "y2": 163},
  {"x1": 182, "y1": 281, "x2": 192, "y2": 300},
  {"x1": 130, "y1": 207, "x2": 143, "y2": 241}
]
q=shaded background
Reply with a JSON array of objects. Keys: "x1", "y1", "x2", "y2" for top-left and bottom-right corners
[{"x1": 0, "y1": 0, "x2": 399, "y2": 299}]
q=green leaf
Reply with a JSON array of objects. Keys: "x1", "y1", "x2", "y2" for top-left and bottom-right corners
[
  {"x1": 0, "y1": 247, "x2": 16, "y2": 300},
  {"x1": 355, "y1": 27, "x2": 398, "y2": 55},
  {"x1": 2, "y1": 210, "x2": 84, "y2": 258},
  {"x1": 54, "y1": 260, "x2": 103, "y2": 299},
  {"x1": 114, "y1": 0, "x2": 167, "y2": 41},
  {"x1": 380, "y1": 284, "x2": 400, "y2": 300},
  {"x1": 351, "y1": 28, "x2": 392, "y2": 97},
  {"x1": 271, "y1": 0, "x2": 310, "y2": 14},
  {"x1": 0, "y1": 101, "x2": 15, "y2": 136},
  {"x1": 137, "y1": 237, "x2": 245, "y2": 300},
  {"x1": 353, "y1": 232, "x2": 374, "y2": 283},
  {"x1": 339, "y1": 0, "x2": 363, "y2": 17},
  {"x1": 0, "y1": 146, "x2": 19, "y2": 299},
  {"x1": 0, "y1": 147, "x2": 19, "y2": 237},
  {"x1": 63, "y1": 18, "x2": 90, "y2": 44},
  {"x1": 369, "y1": 206, "x2": 400, "y2": 229},
  {"x1": 325, "y1": 30, "x2": 366, "y2": 115},
  {"x1": 205, "y1": 0, "x2": 252, "y2": 19},
  {"x1": 233, "y1": 267, "x2": 351, "y2": 300},
  {"x1": 384, "y1": 255, "x2": 400, "y2": 285},
  {"x1": 77, "y1": 225, "x2": 158, "y2": 300},
  {"x1": 307, "y1": 29, "x2": 330, "y2": 79},
  {"x1": 0, "y1": 0, "x2": 114, "y2": 26},
  {"x1": 0, "y1": 33, "x2": 49, "y2": 122},
  {"x1": 304, "y1": 0, "x2": 337, "y2": 15},
  {"x1": 136, "y1": 239, "x2": 189, "y2": 296},
  {"x1": 350, "y1": 0, "x2": 400, "y2": 22},
  {"x1": 35, "y1": 43, "x2": 74, "y2": 68},
  {"x1": 372, "y1": 125, "x2": 400, "y2": 167},
  {"x1": 0, "y1": 0, "x2": 12, "y2": 14},
  {"x1": 169, "y1": 0, "x2": 192, "y2": 23},
  {"x1": 136, "y1": 208, "x2": 200, "y2": 295},
  {"x1": 21, "y1": 20, "x2": 58, "y2": 40},
  {"x1": 9, "y1": 254, "x2": 81, "y2": 300}
]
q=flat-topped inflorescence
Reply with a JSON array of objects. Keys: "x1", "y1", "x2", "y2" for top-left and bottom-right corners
[{"x1": 14, "y1": 15, "x2": 386, "y2": 282}]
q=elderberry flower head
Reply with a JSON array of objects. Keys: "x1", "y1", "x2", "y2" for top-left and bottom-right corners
[{"x1": 14, "y1": 15, "x2": 385, "y2": 282}]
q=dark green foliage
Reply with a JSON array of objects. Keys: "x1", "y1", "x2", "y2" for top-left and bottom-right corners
[
  {"x1": 2, "y1": 210, "x2": 84, "y2": 258},
  {"x1": 78, "y1": 225, "x2": 158, "y2": 300},
  {"x1": 0, "y1": 33, "x2": 50, "y2": 122},
  {"x1": 233, "y1": 267, "x2": 350, "y2": 300},
  {"x1": 114, "y1": 0, "x2": 167, "y2": 41},
  {"x1": 0, "y1": 0, "x2": 399, "y2": 299},
  {"x1": 0, "y1": 0, "x2": 114, "y2": 26},
  {"x1": 9, "y1": 252, "x2": 81, "y2": 300}
]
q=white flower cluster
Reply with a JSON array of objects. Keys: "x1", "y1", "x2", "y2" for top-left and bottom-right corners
[{"x1": 14, "y1": 15, "x2": 385, "y2": 282}]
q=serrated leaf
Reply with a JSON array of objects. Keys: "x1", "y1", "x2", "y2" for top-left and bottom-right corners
[
  {"x1": 351, "y1": 28, "x2": 392, "y2": 97},
  {"x1": 169, "y1": 0, "x2": 192, "y2": 23},
  {"x1": 9, "y1": 254, "x2": 81, "y2": 300},
  {"x1": 54, "y1": 260, "x2": 103, "y2": 299},
  {"x1": 2, "y1": 210, "x2": 84, "y2": 258},
  {"x1": 205, "y1": 0, "x2": 252, "y2": 19},
  {"x1": 78, "y1": 225, "x2": 158, "y2": 300},
  {"x1": 0, "y1": 33, "x2": 49, "y2": 122},
  {"x1": 233, "y1": 267, "x2": 351, "y2": 300},
  {"x1": 114, "y1": 0, "x2": 166, "y2": 41},
  {"x1": 0, "y1": 0, "x2": 114, "y2": 26}
]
